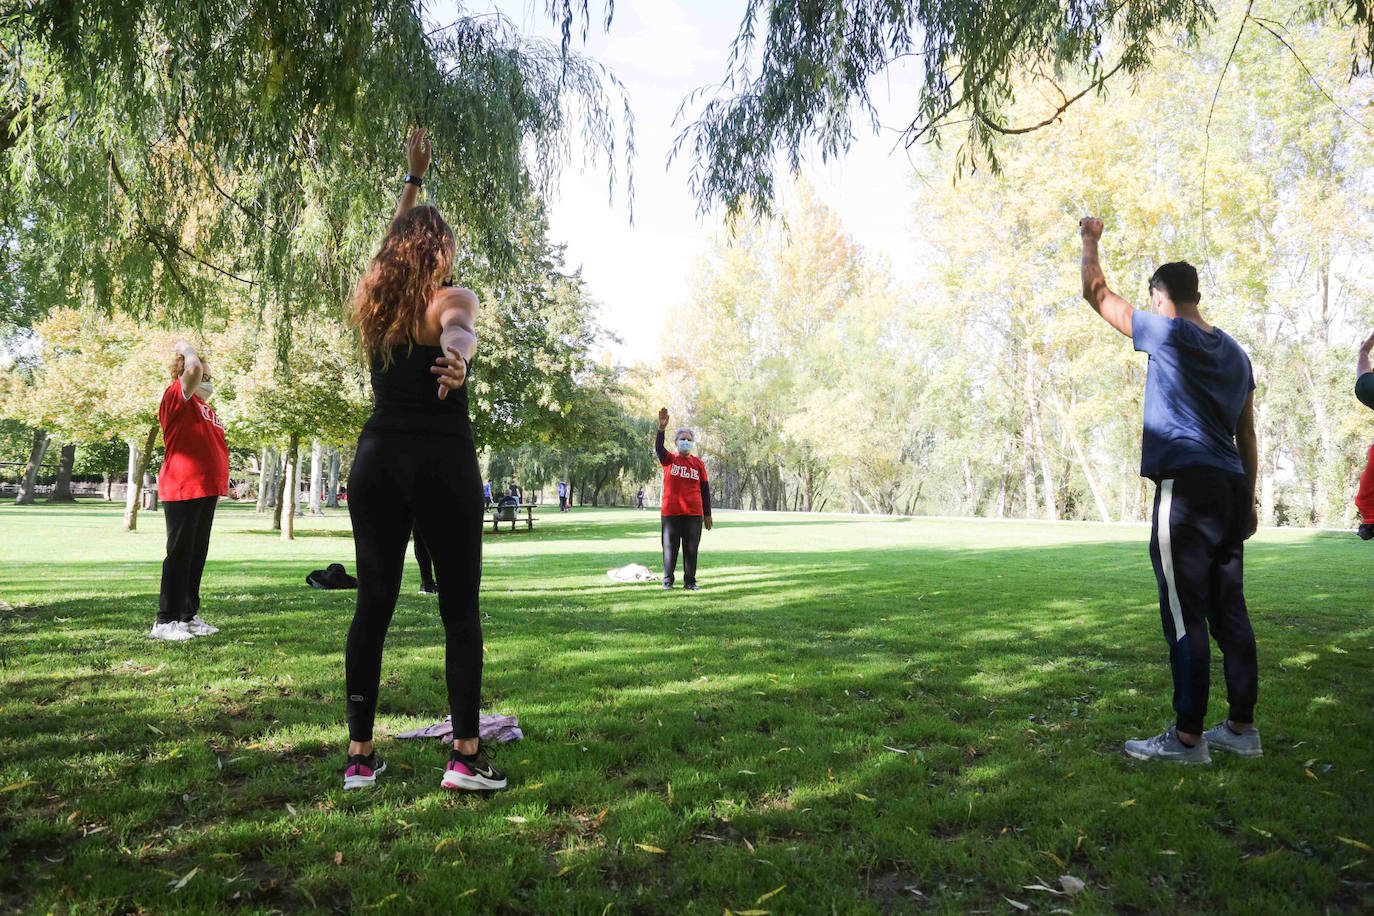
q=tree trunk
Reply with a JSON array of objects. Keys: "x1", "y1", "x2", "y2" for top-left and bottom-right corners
[
  {"x1": 272, "y1": 447, "x2": 287, "y2": 530},
  {"x1": 103, "y1": 474, "x2": 113, "y2": 501},
  {"x1": 256, "y1": 446, "x2": 272, "y2": 513},
  {"x1": 267, "y1": 449, "x2": 281, "y2": 509},
  {"x1": 326, "y1": 447, "x2": 341, "y2": 508},
  {"x1": 281, "y1": 433, "x2": 300, "y2": 540},
  {"x1": 308, "y1": 438, "x2": 323, "y2": 515},
  {"x1": 47, "y1": 443, "x2": 77, "y2": 502},
  {"x1": 123, "y1": 423, "x2": 159, "y2": 531},
  {"x1": 15, "y1": 428, "x2": 50, "y2": 505},
  {"x1": 1051, "y1": 395, "x2": 1111, "y2": 522}
]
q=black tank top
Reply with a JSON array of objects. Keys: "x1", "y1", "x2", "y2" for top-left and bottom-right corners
[{"x1": 362, "y1": 343, "x2": 472, "y2": 438}]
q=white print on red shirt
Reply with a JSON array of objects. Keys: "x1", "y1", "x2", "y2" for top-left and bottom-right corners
[
  {"x1": 198, "y1": 402, "x2": 226, "y2": 432},
  {"x1": 669, "y1": 464, "x2": 700, "y2": 481}
]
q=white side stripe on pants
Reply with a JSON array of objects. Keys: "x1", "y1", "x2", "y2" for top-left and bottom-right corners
[{"x1": 1157, "y1": 478, "x2": 1187, "y2": 641}]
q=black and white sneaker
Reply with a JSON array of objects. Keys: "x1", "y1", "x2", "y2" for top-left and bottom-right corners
[
  {"x1": 343, "y1": 752, "x2": 387, "y2": 790},
  {"x1": 441, "y1": 748, "x2": 507, "y2": 791},
  {"x1": 684, "y1": 583, "x2": 700, "y2": 591},
  {"x1": 661, "y1": 581, "x2": 673, "y2": 590}
]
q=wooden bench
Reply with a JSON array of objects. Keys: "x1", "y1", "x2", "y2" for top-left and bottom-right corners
[{"x1": 490, "y1": 502, "x2": 538, "y2": 532}]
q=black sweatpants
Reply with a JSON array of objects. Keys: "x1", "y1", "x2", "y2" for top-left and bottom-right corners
[
  {"x1": 412, "y1": 523, "x2": 435, "y2": 591},
  {"x1": 158, "y1": 496, "x2": 217, "y2": 624},
  {"x1": 662, "y1": 514, "x2": 703, "y2": 587},
  {"x1": 1149, "y1": 468, "x2": 1258, "y2": 734},
  {"x1": 346, "y1": 431, "x2": 484, "y2": 742}
]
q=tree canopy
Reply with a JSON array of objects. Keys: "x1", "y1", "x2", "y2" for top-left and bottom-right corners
[{"x1": 673, "y1": 0, "x2": 1374, "y2": 215}]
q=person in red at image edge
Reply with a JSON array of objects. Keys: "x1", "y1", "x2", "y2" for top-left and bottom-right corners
[
  {"x1": 1352, "y1": 331, "x2": 1374, "y2": 540},
  {"x1": 151, "y1": 340, "x2": 229, "y2": 641},
  {"x1": 655, "y1": 407, "x2": 713, "y2": 590}
]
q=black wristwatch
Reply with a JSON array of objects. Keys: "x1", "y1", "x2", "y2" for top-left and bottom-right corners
[{"x1": 403, "y1": 174, "x2": 423, "y2": 188}]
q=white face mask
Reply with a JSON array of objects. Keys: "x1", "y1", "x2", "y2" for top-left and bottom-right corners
[
  {"x1": 677, "y1": 438, "x2": 693, "y2": 455},
  {"x1": 197, "y1": 378, "x2": 215, "y2": 400}
]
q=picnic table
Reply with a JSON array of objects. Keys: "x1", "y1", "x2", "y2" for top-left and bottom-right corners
[{"x1": 490, "y1": 501, "x2": 538, "y2": 532}]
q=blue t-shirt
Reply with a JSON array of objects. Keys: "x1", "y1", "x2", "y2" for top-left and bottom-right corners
[{"x1": 1133, "y1": 310, "x2": 1254, "y2": 480}]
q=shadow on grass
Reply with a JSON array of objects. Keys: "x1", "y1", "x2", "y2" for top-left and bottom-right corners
[{"x1": 1, "y1": 524, "x2": 1372, "y2": 912}]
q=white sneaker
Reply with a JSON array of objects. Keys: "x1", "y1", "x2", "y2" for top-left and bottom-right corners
[
  {"x1": 187, "y1": 615, "x2": 219, "y2": 636},
  {"x1": 148, "y1": 621, "x2": 194, "y2": 641}
]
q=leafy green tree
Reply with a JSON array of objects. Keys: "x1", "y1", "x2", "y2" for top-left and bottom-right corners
[{"x1": 674, "y1": 0, "x2": 1374, "y2": 214}]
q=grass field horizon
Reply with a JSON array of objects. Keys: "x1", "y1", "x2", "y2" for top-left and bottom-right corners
[{"x1": 1, "y1": 500, "x2": 1370, "y2": 913}]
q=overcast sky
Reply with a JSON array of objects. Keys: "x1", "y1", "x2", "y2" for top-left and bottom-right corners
[{"x1": 448, "y1": 0, "x2": 933, "y2": 362}]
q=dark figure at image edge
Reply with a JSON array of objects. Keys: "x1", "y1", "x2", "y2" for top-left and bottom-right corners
[
  {"x1": 341, "y1": 127, "x2": 505, "y2": 793},
  {"x1": 1352, "y1": 332, "x2": 1374, "y2": 540},
  {"x1": 1080, "y1": 217, "x2": 1261, "y2": 764},
  {"x1": 655, "y1": 408, "x2": 713, "y2": 590}
]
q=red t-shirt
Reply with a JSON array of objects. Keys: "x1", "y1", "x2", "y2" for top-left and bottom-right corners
[
  {"x1": 158, "y1": 379, "x2": 229, "y2": 501},
  {"x1": 661, "y1": 452, "x2": 708, "y2": 517}
]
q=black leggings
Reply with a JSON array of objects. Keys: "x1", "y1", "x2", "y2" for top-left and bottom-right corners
[
  {"x1": 661, "y1": 515, "x2": 703, "y2": 586},
  {"x1": 158, "y1": 496, "x2": 217, "y2": 624},
  {"x1": 346, "y1": 431, "x2": 484, "y2": 742}
]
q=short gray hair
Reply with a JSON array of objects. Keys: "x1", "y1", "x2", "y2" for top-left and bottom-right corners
[{"x1": 675, "y1": 427, "x2": 695, "y2": 440}]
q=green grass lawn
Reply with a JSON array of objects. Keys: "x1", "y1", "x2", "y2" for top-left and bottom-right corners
[{"x1": 0, "y1": 501, "x2": 1370, "y2": 914}]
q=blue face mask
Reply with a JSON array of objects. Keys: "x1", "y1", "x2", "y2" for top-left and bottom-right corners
[{"x1": 676, "y1": 439, "x2": 693, "y2": 455}]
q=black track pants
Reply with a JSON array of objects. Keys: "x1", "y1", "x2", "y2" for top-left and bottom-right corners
[
  {"x1": 661, "y1": 514, "x2": 703, "y2": 587},
  {"x1": 346, "y1": 431, "x2": 484, "y2": 742},
  {"x1": 1149, "y1": 468, "x2": 1258, "y2": 734},
  {"x1": 158, "y1": 496, "x2": 217, "y2": 624}
]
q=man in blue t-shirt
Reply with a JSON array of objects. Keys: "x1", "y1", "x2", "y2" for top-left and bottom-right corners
[{"x1": 1079, "y1": 217, "x2": 1262, "y2": 765}]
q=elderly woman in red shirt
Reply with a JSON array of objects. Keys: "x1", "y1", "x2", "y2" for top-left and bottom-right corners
[
  {"x1": 150, "y1": 340, "x2": 229, "y2": 640},
  {"x1": 655, "y1": 407, "x2": 713, "y2": 590}
]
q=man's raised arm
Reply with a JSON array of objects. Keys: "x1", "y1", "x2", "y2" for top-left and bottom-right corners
[{"x1": 1079, "y1": 217, "x2": 1134, "y2": 338}]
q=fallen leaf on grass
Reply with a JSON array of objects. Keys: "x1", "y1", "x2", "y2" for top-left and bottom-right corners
[
  {"x1": 738, "y1": 770, "x2": 757, "y2": 775},
  {"x1": 756, "y1": 886, "x2": 785, "y2": 904},
  {"x1": 1023, "y1": 884, "x2": 1060, "y2": 893},
  {"x1": 636, "y1": 844, "x2": 666, "y2": 854},
  {"x1": 883, "y1": 746, "x2": 908, "y2": 755},
  {"x1": 732, "y1": 910, "x2": 770, "y2": 915},
  {"x1": 526, "y1": 782, "x2": 544, "y2": 790},
  {"x1": 334, "y1": 852, "x2": 343, "y2": 865},
  {"x1": 147, "y1": 724, "x2": 165, "y2": 735},
  {"x1": 364, "y1": 893, "x2": 399, "y2": 909},
  {"x1": 1058, "y1": 875, "x2": 1085, "y2": 895},
  {"x1": 854, "y1": 793, "x2": 875, "y2": 802},
  {"x1": 434, "y1": 838, "x2": 454, "y2": 853},
  {"x1": 1119, "y1": 799, "x2": 1136, "y2": 808},
  {"x1": 285, "y1": 803, "x2": 298, "y2": 817},
  {"x1": 505, "y1": 816, "x2": 527, "y2": 824},
  {"x1": 555, "y1": 865, "x2": 576, "y2": 877},
  {"x1": 1160, "y1": 850, "x2": 1177, "y2": 855},
  {"x1": 1305, "y1": 769, "x2": 1317, "y2": 781},
  {"x1": 458, "y1": 889, "x2": 476, "y2": 899},
  {"x1": 1338, "y1": 837, "x2": 1373, "y2": 852},
  {"x1": 1004, "y1": 897, "x2": 1030, "y2": 911},
  {"x1": 0, "y1": 780, "x2": 36, "y2": 794},
  {"x1": 168, "y1": 867, "x2": 198, "y2": 892},
  {"x1": 1039, "y1": 850, "x2": 1066, "y2": 868}
]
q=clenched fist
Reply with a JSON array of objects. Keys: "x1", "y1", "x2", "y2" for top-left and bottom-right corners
[{"x1": 1079, "y1": 217, "x2": 1104, "y2": 241}]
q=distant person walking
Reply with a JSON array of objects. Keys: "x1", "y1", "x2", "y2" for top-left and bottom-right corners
[
  {"x1": 1080, "y1": 217, "x2": 1260, "y2": 765},
  {"x1": 1353, "y1": 331, "x2": 1374, "y2": 540},
  {"x1": 413, "y1": 523, "x2": 438, "y2": 595},
  {"x1": 342, "y1": 127, "x2": 504, "y2": 794},
  {"x1": 483, "y1": 481, "x2": 493, "y2": 509},
  {"x1": 655, "y1": 408, "x2": 712, "y2": 590},
  {"x1": 151, "y1": 340, "x2": 228, "y2": 641},
  {"x1": 557, "y1": 479, "x2": 569, "y2": 512},
  {"x1": 636, "y1": 486, "x2": 645, "y2": 510}
]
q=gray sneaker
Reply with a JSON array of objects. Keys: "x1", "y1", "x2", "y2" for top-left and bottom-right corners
[
  {"x1": 1203, "y1": 722, "x2": 1262, "y2": 757},
  {"x1": 1124, "y1": 727, "x2": 1212, "y2": 765}
]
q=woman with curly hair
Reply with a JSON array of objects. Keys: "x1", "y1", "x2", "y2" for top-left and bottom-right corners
[{"x1": 341, "y1": 128, "x2": 504, "y2": 793}]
